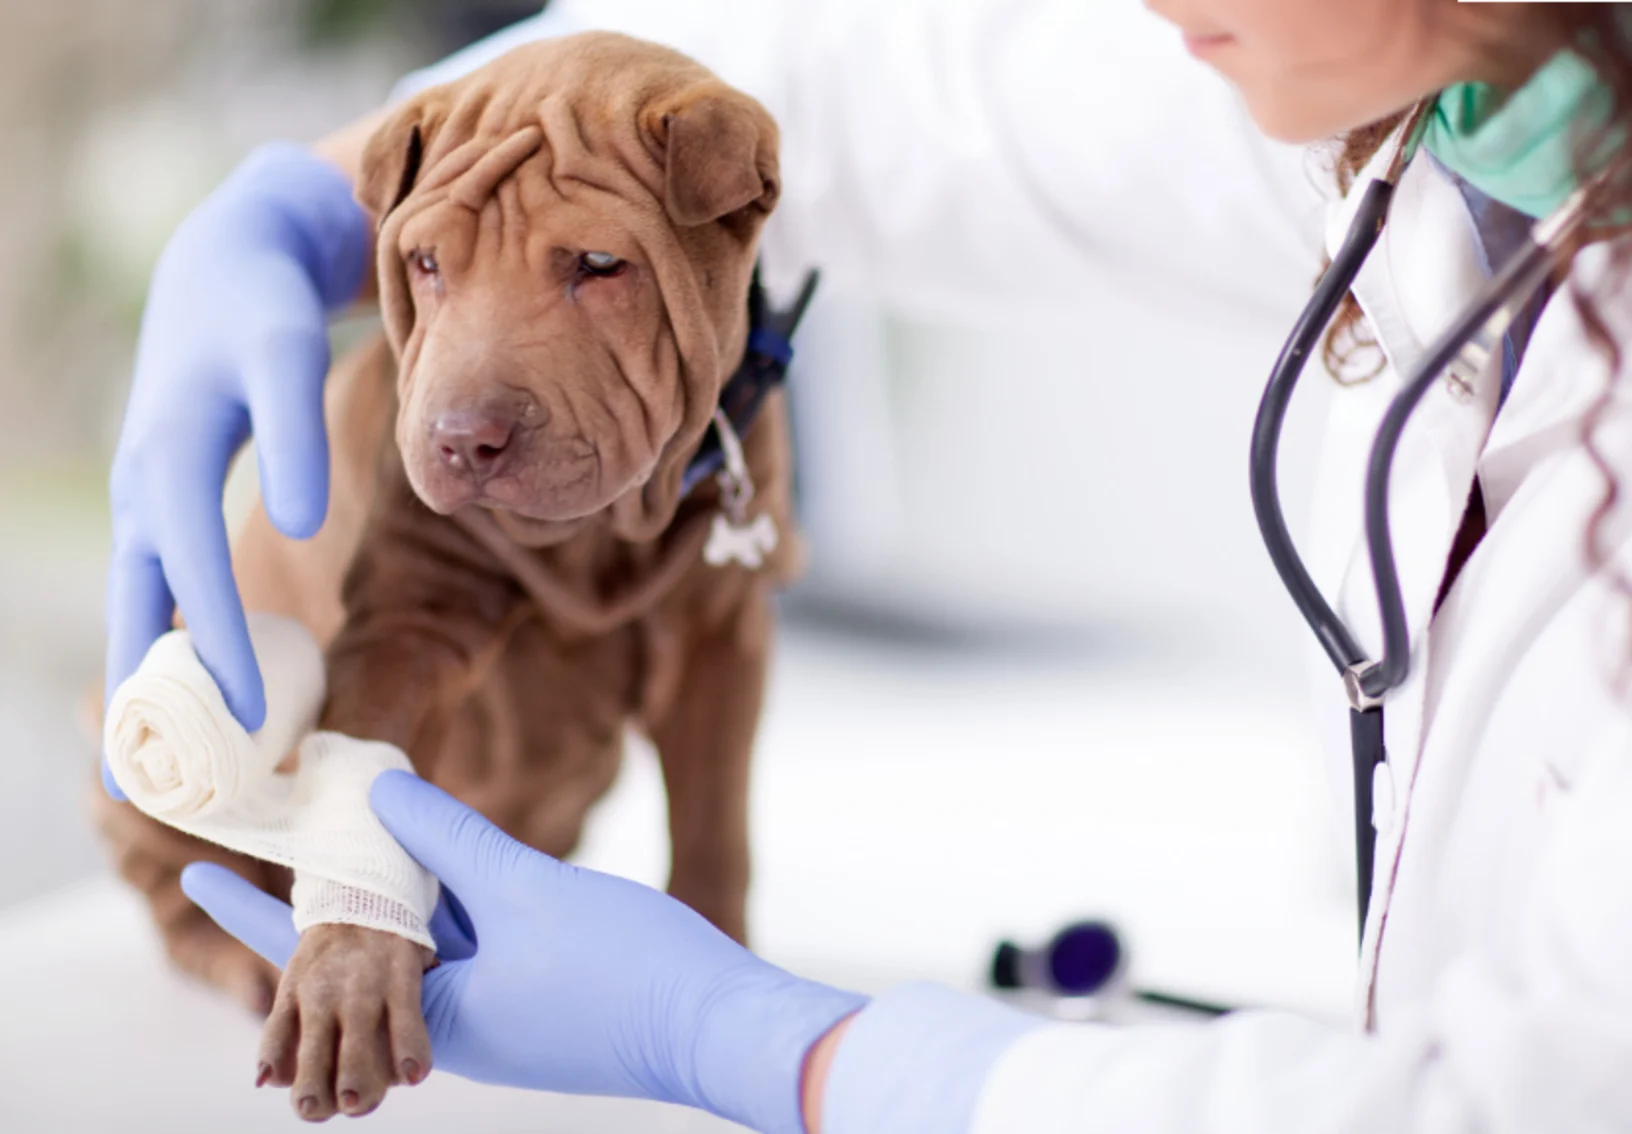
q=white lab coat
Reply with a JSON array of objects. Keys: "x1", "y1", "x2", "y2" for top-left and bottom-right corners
[
  {"x1": 410, "y1": 1, "x2": 1632, "y2": 1128},
  {"x1": 972, "y1": 144, "x2": 1632, "y2": 1133}
]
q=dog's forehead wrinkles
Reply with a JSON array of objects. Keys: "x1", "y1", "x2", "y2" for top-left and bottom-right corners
[
  {"x1": 537, "y1": 94, "x2": 665, "y2": 215},
  {"x1": 413, "y1": 136, "x2": 497, "y2": 200},
  {"x1": 495, "y1": 178, "x2": 523, "y2": 264},
  {"x1": 476, "y1": 83, "x2": 522, "y2": 139},
  {"x1": 539, "y1": 93, "x2": 593, "y2": 167},
  {"x1": 412, "y1": 98, "x2": 661, "y2": 224},
  {"x1": 447, "y1": 127, "x2": 544, "y2": 213},
  {"x1": 420, "y1": 84, "x2": 526, "y2": 170}
]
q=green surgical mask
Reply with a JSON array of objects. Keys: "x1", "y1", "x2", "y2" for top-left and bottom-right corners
[{"x1": 1424, "y1": 48, "x2": 1618, "y2": 219}]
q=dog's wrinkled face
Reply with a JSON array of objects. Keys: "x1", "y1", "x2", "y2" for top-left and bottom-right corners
[
  {"x1": 392, "y1": 164, "x2": 675, "y2": 521},
  {"x1": 358, "y1": 34, "x2": 779, "y2": 540}
]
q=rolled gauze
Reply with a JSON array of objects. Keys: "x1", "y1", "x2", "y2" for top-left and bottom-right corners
[{"x1": 106, "y1": 613, "x2": 439, "y2": 952}]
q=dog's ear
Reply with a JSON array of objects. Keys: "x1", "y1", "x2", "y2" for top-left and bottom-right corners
[
  {"x1": 357, "y1": 108, "x2": 429, "y2": 223},
  {"x1": 646, "y1": 84, "x2": 780, "y2": 228},
  {"x1": 357, "y1": 99, "x2": 445, "y2": 353}
]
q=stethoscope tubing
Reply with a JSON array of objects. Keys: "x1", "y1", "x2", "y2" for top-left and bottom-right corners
[
  {"x1": 1286, "y1": 151, "x2": 1592, "y2": 703},
  {"x1": 1249, "y1": 180, "x2": 1393, "y2": 680},
  {"x1": 1250, "y1": 111, "x2": 1603, "y2": 944},
  {"x1": 1361, "y1": 231, "x2": 1563, "y2": 697},
  {"x1": 1248, "y1": 179, "x2": 1398, "y2": 942}
]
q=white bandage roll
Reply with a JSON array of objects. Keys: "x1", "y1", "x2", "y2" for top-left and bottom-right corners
[
  {"x1": 106, "y1": 613, "x2": 439, "y2": 952},
  {"x1": 108, "y1": 616, "x2": 323, "y2": 820}
]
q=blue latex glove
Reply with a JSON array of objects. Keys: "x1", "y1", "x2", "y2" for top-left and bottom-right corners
[
  {"x1": 181, "y1": 771, "x2": 867, "y2": 1134},
  {"x1": 103, "y1": 142, "x2": 370, "y2": 797}
]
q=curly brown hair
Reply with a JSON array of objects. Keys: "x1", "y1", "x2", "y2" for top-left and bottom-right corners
[{"x1": 1322, "y1": 6, "x2": 1632, "y2": 587}]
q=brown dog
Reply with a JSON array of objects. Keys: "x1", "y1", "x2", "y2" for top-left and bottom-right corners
[{"x1": 91, "y1": 32, "x2": 799, "y2": 1120}]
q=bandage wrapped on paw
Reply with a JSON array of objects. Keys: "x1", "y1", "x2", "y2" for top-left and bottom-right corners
[{"x1": 105, "y1": 614, "x2": 439, "y2": 952}]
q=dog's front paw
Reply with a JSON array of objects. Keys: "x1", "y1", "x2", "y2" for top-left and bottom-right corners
[{"x1": 260, "y1": 924, "x2": 435, "y2": 1121}]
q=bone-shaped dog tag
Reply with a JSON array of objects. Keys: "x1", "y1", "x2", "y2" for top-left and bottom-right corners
[{"x1": 704, "y1": 512, "x2": 779, "y2": 570}]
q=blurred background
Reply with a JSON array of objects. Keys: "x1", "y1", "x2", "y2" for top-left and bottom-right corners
[
  {"x1": 0, "y1": 0, "x2": 1355, "y2": 1126},
  {"x1": 0, "y1": 0, "x2": 542, "y2": 908}
]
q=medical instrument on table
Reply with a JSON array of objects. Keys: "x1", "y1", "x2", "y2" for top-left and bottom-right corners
[
  {"x1": 1250, "y1": 103, "x2": 1618, "y2": 943},
  {"x1": 989, "y1": 921, "x2": 1231, "y2": 1020}
]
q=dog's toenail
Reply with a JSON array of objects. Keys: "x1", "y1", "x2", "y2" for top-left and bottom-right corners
[
  {"x1": 400, "y1": 1058, "x2": 423, "y2": 1085},
  {"x1": 297, "y1": 1096, "x2": 319, "y2": 1119},
  {"x1": 340, "y1": 1090, "x2": 360, "y2": 1111},
  {"x1": 255, "y1": 1063, "x2": 272, "y2": 1088}
]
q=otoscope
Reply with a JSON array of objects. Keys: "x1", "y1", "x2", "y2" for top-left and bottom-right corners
[{"x1": 989, "y1": 921, "x2": 1233, "y2": 1020}]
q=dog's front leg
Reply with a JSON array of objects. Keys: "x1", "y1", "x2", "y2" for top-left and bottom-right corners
[
  {"x1": 649, "y1": 584, "x2": 774, "y2": 947},
  {"x1": 260, "y1": 509, "x2": 517, "y2": 1121},
  {"x1": 317, "y1": 494, "x2": 520, "y2": 751}
]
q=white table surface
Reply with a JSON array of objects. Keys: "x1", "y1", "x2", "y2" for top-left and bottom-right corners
[{"x1": 0, "y1": 627, "x2": 1356, "y2": 1132}]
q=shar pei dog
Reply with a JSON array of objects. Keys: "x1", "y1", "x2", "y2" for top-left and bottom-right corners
[{"x1": 92, "y1": 31, "x2": 808, "y2": 1120}]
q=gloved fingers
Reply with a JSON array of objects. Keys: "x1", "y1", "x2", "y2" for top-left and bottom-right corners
[
  {"x1": 102, "y1": 544, "x2": 175, "y2": 801},
  {"x1": 370, "y1": 771, "x2": 548, "y2": 909},
  {"x1": 418, "y1": 957, "x2": 471, "y2": 1055},
  {"x1": 427, "y1": 889, "x2": 478, "y2": 961},
  {"x1": 243, "y1": 314, "x2": 333, "y2": 541},
  {"x1": 103, "y1": 541, "x2": 175, "y2": 708},
  {"x1": 180, "y1": 862, "x2": 299, "y2": 970},
  {"x1": 153, "y1": 430, "x2": 267, "y2": 731}
]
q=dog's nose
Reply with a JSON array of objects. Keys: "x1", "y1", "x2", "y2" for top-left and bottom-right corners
[{"x1": 431, "y1": 411, "x2": 519, "y2": 483}]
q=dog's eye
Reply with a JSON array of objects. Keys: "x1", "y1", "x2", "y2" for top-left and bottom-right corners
[
  {"x1": 580, "y1": 252, "x2": 625, "y2": 277},
  {"x1": 409, "y1": 250, "x2": 440, "y2": 276}
]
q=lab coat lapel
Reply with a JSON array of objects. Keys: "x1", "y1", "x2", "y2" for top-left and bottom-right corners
[
  {"x1": 1311, "y1": 129, "x2": 1499, "y2": 1018},
  {"x1": 1479, "y1": 241, "x2": 1627, "y2": 514},
  {"x1": 1437, "y1": 242, "x2": 1632, "y2": 747},
  {"x1": 1309, "y1": 139, "x2": 1498, "y2": 627},
  {"x1": 1315, "y1": 138, "x2": 1498, "y2": 742},
  {"x1": 1425, "y1": 441, "x2": 1632, "y2": 798},
  {"x1": 1379, "y1": 305, "x2": 1632, "y2": 1022}
]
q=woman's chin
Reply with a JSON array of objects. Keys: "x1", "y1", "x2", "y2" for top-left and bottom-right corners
[{"x1": 1240, "y1": 93, "x2": 1355, "y2": 146}]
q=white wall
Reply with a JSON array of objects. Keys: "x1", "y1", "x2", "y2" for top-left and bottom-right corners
[{"x1": 788, "y1": 274, "x2": 1333, "y2": 680}]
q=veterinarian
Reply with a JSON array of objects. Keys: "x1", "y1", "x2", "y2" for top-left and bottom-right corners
[{"x1": 118, "y1": 0, "x2": 1632, "y2": 1129}]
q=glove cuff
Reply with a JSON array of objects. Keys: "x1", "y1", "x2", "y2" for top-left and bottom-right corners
[
  {"x1": 225, "y1": 141, "x2": 372, "y2": 311},
  {"x1": 689, "y1": 965, "x2": 868, "y2": 1134}
]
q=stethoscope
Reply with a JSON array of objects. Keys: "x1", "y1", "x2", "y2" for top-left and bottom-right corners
[
  {"x1": 988, "y1": 108, "x2": 1615, "y2": 1021},
  {"x1": 1251, "y1": 102, "x2": 1609, "y2": 943}
]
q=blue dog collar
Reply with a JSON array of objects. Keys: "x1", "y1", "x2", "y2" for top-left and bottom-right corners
[{"x1": 680, "y1": 268, "x2": 819, "y2": 496}]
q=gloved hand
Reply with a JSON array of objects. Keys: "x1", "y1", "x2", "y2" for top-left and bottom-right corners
[
  {"x1": 104, "y1": 142, "x2": 371, "y2": 797},
  {"x1": 181, "y1": 771, "x2": 867, "y2": 1134}
]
